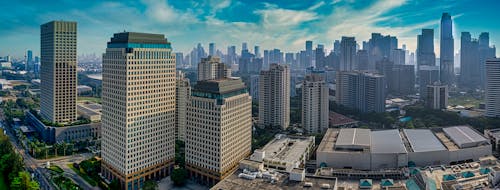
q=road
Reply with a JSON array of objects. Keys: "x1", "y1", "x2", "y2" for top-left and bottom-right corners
[
  {"x1": 2, "y1": 122, "x2": 54, "y2": 190},
  {"x1": 3, "y1": 122, "x2": 99, "y2": 190}
]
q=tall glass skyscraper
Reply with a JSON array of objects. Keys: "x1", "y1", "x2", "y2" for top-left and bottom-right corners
[{"x1": 440, "y1": 13, "x2": 454, "y2": 85}]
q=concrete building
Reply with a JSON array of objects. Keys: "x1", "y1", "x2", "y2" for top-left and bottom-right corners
[
  {"x1": 418, "y1": 65, "x2": 440, "y2": 98},
  {"x1": 101, "y1": 32, "x2": 176, "y2": 190},
  {"x1": 258, "y1": 64, "x2": 290, "y2": 129},
  {"x1": 317, "y1": 126, "x2": 491, "y2": 170},
  {"x1": 440, "y1": 13, "x2": 455, "y2": 85},
  {"x1": 486, "y1": 59, "x2": 500, "y2": 117},
  {"x1": 249, "y1": 75, "x2": 259, "y2": 101},
  {"x1": 426, "y1": 82, "x2": 448, "y2": 109},
  {"x1": 417, "y1": 29, "x2": 437, "y2": 97},
  {"x1": 175, "y1": 71, "x2": 190, "y2": 141},
  {"x1": 249, "y1": 134, "x2": 315, "y2": 172},
  {"x1": 388, "y1": 64, "x2": 415, "y2": 96},
  {"x1": 197, "y1": 56, "x2": 231, "y2": 81},
  {"x1": 40, "y1": 21, "x2": 77, "y2": 123},
  {"x1": 340, "y1": 37, "x2": 357, "y2": 71},
  {"x1": 77, "y1": 102, "x2": 102, "y2": 122},
  {"x1": 336, "y1": 71, "x2": 385, "y2": 113},
  {"x1": 301, "y1": 74, "x2": 329, "y2": 134},
  {"x1": 186, "y1": 78, "x2": 252, "y2": 186}
]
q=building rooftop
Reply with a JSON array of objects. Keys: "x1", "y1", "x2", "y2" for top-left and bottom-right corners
[
  {"x1": 335, "y1": 128, "x2": 370, "y2": 150},
  {"x1": 108, "y1": 32, "x2": 169, "y2": 45},
  {"x1": 329, "y1": 112, "x2": 358, "y2": 127},
  {"x1": 403, "y1": 129, "x2": 446, "y2": 152},
  {"x1": 193, "y1": 78, "x2": 247, "y2": 95},
  {"x1": 371, "y1": 130, "x2": 407, "y2": 154},
  {"x1": 443, "y1": 126, "x2": 488, "y2": 148},
  {"x1": 253, "y1": 135, "x2": 314, "y2": 170}
]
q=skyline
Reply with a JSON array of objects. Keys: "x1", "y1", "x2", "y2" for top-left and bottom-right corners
[{"x1": 1, "y1": 0, "x2": 500, "y2": 58}]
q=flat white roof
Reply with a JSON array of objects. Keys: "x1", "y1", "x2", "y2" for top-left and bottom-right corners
[
  {"x1": 404, "y1": 129, "x2": 446, "y2": 152},
  {"x1": 443, "y1": 126, "x2": 488, "y2": 148},
  {"x1": 371, "y1": 130, "x2": 407, "y2": 154},
  {"x1": 335, "y1": 128, "x2": 371, "y2": 149}
]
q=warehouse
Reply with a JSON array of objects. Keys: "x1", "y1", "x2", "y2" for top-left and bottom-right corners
[{"x1": 317, "y1": 126, "x2": 492, "y2": 171}]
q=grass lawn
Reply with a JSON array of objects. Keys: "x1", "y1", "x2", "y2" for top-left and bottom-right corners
[
  {"x1": 448, "y1": 95, "x2": 483, "y2": 108},
  {"x1": 0, "y1": 173, "x2": 8, "y2": 190},
  {"x1": 77, "y1": 96, "x2": 101, "y2": 104},
  {"x1": 68, "y1": 164, "x2": 98, "y2": 186},
  {"x1": 49, "y1": 165, "x2": 64, "y2": 173}
]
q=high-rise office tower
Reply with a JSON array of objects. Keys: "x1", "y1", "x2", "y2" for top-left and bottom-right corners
[
  {"x1": 417, "y1": 29, "x2": 437, "y2": 97},
  {"x1": 440, "y1": 13, "x2": 454, "y2": 85},
  {"x1": 367, "y1": 33, "x2": 398, "y2": 65},
  {"x1": 315, "y1": 45, "x2": 325, "y2": 69},
  {"x1": 242, "y1": 42, "x2": 248, "y2": 51},
  {"x1": 306, "y1": 40, "x2": 313, "y2": 68},
  {"x1": 40, "y1": 21, "x2": 77, "y2": 123},
  {"x1": 388, "y1": 65, "x2": 415, "y2": 96},
  {"x1": 340, "y1": 37, "x2": 356, "y2": 71},
  {"x1": 302, "y1": 73, "x2": 329, "y2": 134},
  {"x1": 479, "y1": 32, "x2": 497, "y2": 87},
  {"x1": 390, "y1": 49, "x2": 406, "y2": 65},
  {"x1": 209, "y1": 42, "x2": 215, "y2": 56},
  {"x1": 249, "y1": 75, "x2": 259, "y2": 101},
  {"x1": 175, "y1": 52, "x2": 184, "y2": 68},
  {"x1": 226, "y1": 46, "x2": 237, "y2": 65},
  {"x1": 333, "y1": 40, "x2": 340, "y2": 54},
  {"x1": 254, "y1": 46, "x2": 261, "y2": 58},
  {"x1": 336, "y1": 71, "x2": 385, "y2": 113},
  {"x1": 258, "y1": 64, "x2": 290, "y2": 129},
  {"x1": 175, "y1": 71, "x2": 191, "y2": 141},
  {"x1": 426, "y1": 82, "x2": 448, "y2": 110},
  {"x1": 486, "y1": 59, "x2": 500, "y2": 117},
  {"x1": 26, "y1": 49, "x2": 33, "y2": 71},
  {"x1": 356, "y1": 50, "x2": 369, "y2": 71},
  {"x1": 186, "y1": 78, "x2": 252, "y2": 186},
  {"x1": 197, "y1": 56, "x2": 231, "y2": 81},
  {"x1": 101, "y1": 32, "x2": 176, "y2": 189},
  {"x1": 460, "y1": 32, "x2": 480, "y2": 88}
]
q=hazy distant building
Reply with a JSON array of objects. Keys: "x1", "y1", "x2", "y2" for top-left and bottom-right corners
[
  {"x1": 426, "y1": 82, "x2": 448, "y2": 109},
  {"x1": 249, "y1": 75, "x2": 259, "y2": 101},
  {"x1": 254, "y1": 46, "x2": 261, "y2": 58},
  {"x1": 368, "y1": 33, "x2": 398, "y2": 66},
  {"x1": 440, "y1": 13, "x2": 455, "y2": 85},
  {"x1": 479, "y1": 33, "x2": 497, "y2": 87},
  {"x1": 419, "y1": 65, "x2": 440, "y2": 98},
  {"x1": 315, "y1": 45, "x2": 326, "y2": 69},
  {"x1": 197, "y1": 56, "x2": 231, "y2": 81},
  {"x1": 26, "y1": 49, "x2": 33, "y2": 72},
  {"x1": 388, "y1": 65, "x2": 415, "y2": 96},
  {"x1": 390, "y1": 49, "x2": 406, "y2": 65},
  {"x1": 186, "y1": 78, "x2": 252, "y2": 186},
  {"x1": 101, "y1": 32, "x2": 176, "y2": 189},
  {"x1": 258, "y1": 64, "x2": 290, "y2": 129},
  {"x1": 175, "y1": 71, "x2": 190, "y2": 141},
  {"x1": 40, "y1": 21, "x2": 77, "y2": 123},
  {"x1": 417, "y1": 29, "x2": 437, "y2": 97},
  {"x1": 209, "y1": 42, "x2": 215, "y2": 56},
  {"x1": 486, "y1": 59, "x2": 500, "y2": 117},
  {"x1": 340, "y1": 37, "x2": 356, "y2": 71},
  {"x1": 175, "y1": 52, "x2": 184, "y2": 68},
  {"x1": 302, "y1": 73, "x2": 329, "y2": 134},
  {"x1": 356, "y1": 50, "x2": 369, "y2": 71},
  {"x1": 336, "y1": 71, "x2": 385, "y2": 113}
]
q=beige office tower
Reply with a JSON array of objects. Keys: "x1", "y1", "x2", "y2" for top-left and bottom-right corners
[
  {"x1": 197, "y1": 56, "x2": 231, "y2": 81},
  {"x1": 175, "y1": 71, "x2": 190, "y2": 141},
  {"x1": 186, "y1": 78, "x2": 252, "y2": 186},
  {"x1": 302, "y1": 73, "x2": 329, "y2": 134},
  {"x1": 258, "y1": 63, "x2": 290, "y2": 129},
  {"x1": 40, "y1": 21, "x2": 77, "y2": 123},
  {"x1": 101, "y1": 32, "x2": 175, "y2": 190}
]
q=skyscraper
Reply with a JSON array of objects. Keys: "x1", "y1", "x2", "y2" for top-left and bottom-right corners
[
  {"x1": 302, "y1": 73, "x2": 329, "y2": 134},
  {"x1": 417, "y1": 29, "x2": 437, "y2": 97},
  {"x1": 479, "y1": 32, "x2": 497, "y2": 87},
  {"x1": 209, "y1": 42, "x2": 215, "y2": 56},
  {"x1": 440, "y1": 13, "x2": 455, "y2": 85},
  {"x1": 388, "y1": 65, "x2": 415, "y2": 96},
  {"x1": 426, "y1": 82, "x2": 448, "y2": 110},
  {"x1": 306, "y1": 40, "x2": 313, "y2": 68},
  {"x1": 340, "y1": 37, "x2": 356, "y2": 71},
  {"x1": 242, "y1": 42, "x2": 248, "y2": 51},
  {"x1": 40, "y1": 21, "x2": 77, "y2": 123},
  {"x1": 258, "y1": 63, "x2": 290, "y2": 129},
  {"x1": 315, "y1": 45, "x2": 325, "y2": 69},
  {"x1": 336, "y1": 71, "x2": 385, "y2": 113},
  {"x1": 175, "y1": 52, "x2": 184, "y2": 68},
  {"x1": 249, "y1": 75, "x2": 259, "y2": 101},
  {"x1": 26, "y1": 49, "x2": 33, "y2": 71},
  {"x1": 197, "y1": 56, "x2": 231, "y2": 81},
  {"x1": 460, "y1": 32, "x2": 480, "y2": 88},
  {"x1": 486, "y1": 59, "x2": 500, "y2": 117},
  {"x1": 175, "y1": 71, "x2": 191, "y2": 141},
  {"x1": 101, "y1": 32, "x2": 176, "y2": 189},
  {"x1": 186, "y1": 78, "x2": 252, "y2": 186},
  {"x1": 390, "y1": 49, "x2": 406, "y2": 65},
  {"x1": 254, "y1": 45, "x2": 261, "y2": 58}
]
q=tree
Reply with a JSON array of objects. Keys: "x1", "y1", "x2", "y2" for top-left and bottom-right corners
[
  {"x1": 171, "y1": 168, "x2": 188, "y2": 186},
  {"x1": 109, "y1": 179, "x2": 120, "y2": 190},
  {"x1": 143, "y1": 180, "x2": 158, "y2": 190},
  {"x1": 10, "y1": 172, "x2": 40, "y2": 190}
]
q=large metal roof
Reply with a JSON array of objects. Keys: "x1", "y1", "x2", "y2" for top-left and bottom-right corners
[
  {"x1": 371, "y1": 130, "x2": 407, "y2": 154},
  {"x1": 404, "y1": 129, "x2": 446, "y2": 152},
  {"x1": 443, "y1": 126, "x2": 488, "y2": 148},
  {"x1": 335, "y1": 128, "x2": 371, "y2": 149}
]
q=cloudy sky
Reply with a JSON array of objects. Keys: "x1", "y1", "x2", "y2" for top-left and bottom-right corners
[{"x1": 1, "y1": 0, "x2": 499, "y2": 58}]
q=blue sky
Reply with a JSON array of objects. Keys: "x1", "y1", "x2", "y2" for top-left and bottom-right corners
[{"x1": 1, "y1": 0, "x2": 499, "y2": 58}]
